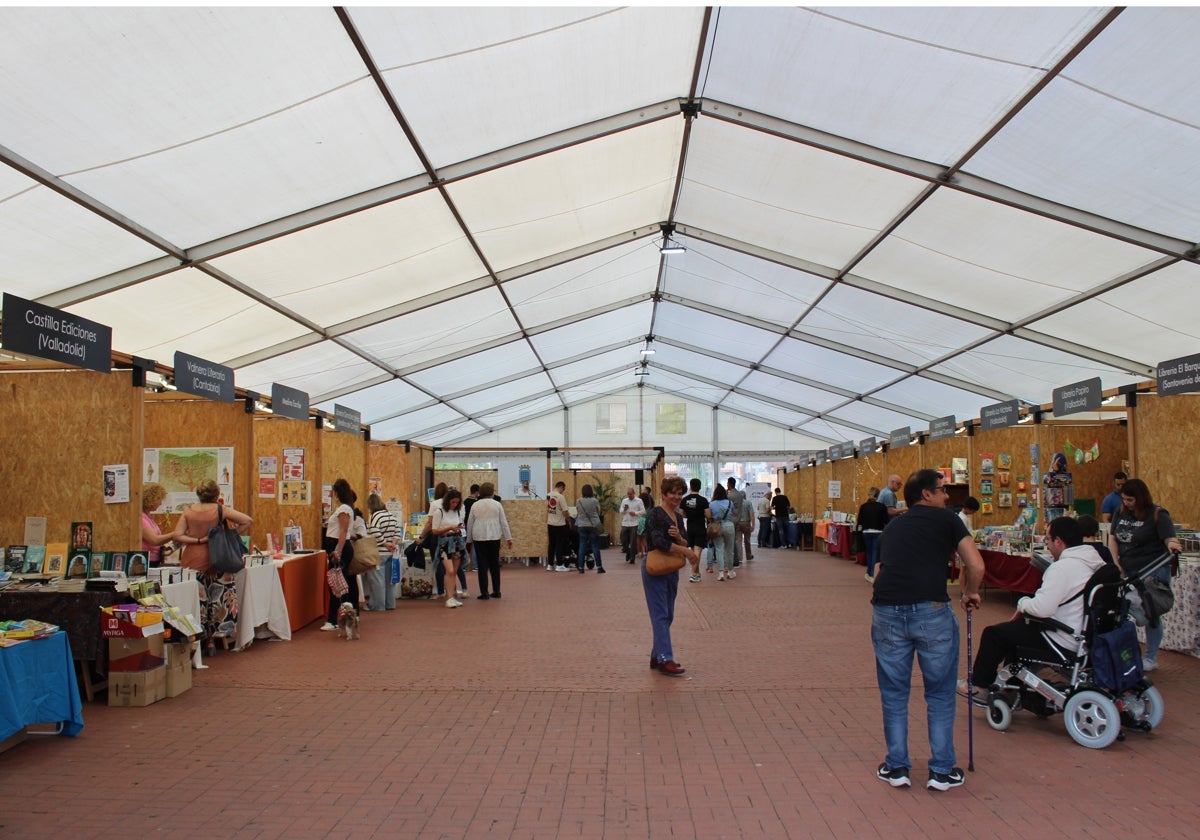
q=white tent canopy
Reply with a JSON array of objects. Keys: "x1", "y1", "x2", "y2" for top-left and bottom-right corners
[{"x1": 3, "y1": 7, "x2": 1197, "y2": 453}]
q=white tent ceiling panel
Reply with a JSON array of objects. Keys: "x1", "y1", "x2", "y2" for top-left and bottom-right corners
[
  {"x1": 647, "y1": 369, "x2": 729, "y2": 406},
  {"x1": 661, "y1": 241, "x2": 830, "y2": 328},
  {"x1": 209, "y1": 190, "x2": 480, "y2": 325},
  {"x1": 797, "y1": 284, "x2": 993, "y2": 369},
  {"x1": 474, "y1": 394, "x2": 563, "y2": 432},
  {"x1": 407, "y1": 339, "x2": 541, "y2": 397},
  {"x1": 451, "y1": 372, "x2": 556, "y2": 416},
  {"x1": 763, "y1": 337, "x2": 901, "y2": 395},
  {"x1": 447, "y1": 411, "x2": 564, "y2": 449},
  {"x1": 371, "y1": 402, "x2": 469, "y2": 441},
  {"x1": 345, "y1": 286, "x2": 519, "y2": 369},
  {"x1": 702, "y1": 7, "x2": 1104, "y2": 165},
  {"x1": 445, "y1": 120, "x2": 682, "y2": 274},
  {"x1": 322, "y1": 378, "x2": 434, "y2": 426},
  {"x1": 966, "y1": 8, "x2": 1200, "y2": 242},
  {"x1": 825, "y1": 400, "x2": 930, "y2": 437},
  {"x1": 855, "y1": 189, "x2": 1158, "y2": 321},
  {"x1": 560, "y1": 371, "x2": 639, "y2": 410},
  {"x1": 353, "y1": 6, "x2": 705, "y2": 168},
  {"x1": 678, "y1": 118, "x2": 925, "y2": 269},
  {"x1": 738, "y1": 371, "x2": 841, "y2": 415},
  {"x1": 1025, "y1": 262, "x2": 1200, "y2": 367},
  {"x1": 794, "y1": 416, "x2": 871, "y2": 446},
  {"x1": 653, "y1": 302, "x2": 779, "y2": 364},
  {"x1": 505, "y1": 239, "x2": 659, "y2": 331},
  {"x1": 648, "y1": 344, "x2": 747, "y2": 387},
  {"x1": 66, "y1": 268, "x2": 308, "y2": 365},
  {"x1": 530, "y1": 301, "x2": 653, "y2": 365},
  {"x1": 928, "y1": 334, "x2": 1139, "y2": 405},
  {"x1": 0, "y1": 176, "x2": 166, "y2": 296},
  {"x1": 419, "y1": 420, "x2": 487, "y2": 448},
  {"x1": 872, "y1": 376, "x2": 1000, "y2": 426},
  {"x1": 550, "y1": 349, "x2": 637, "y2": 390},
  {"x1": 236, "y1": 340, "x2": 385, "y2": 402},
  {"x1": 719, "y1": 391, "x2": 811, "y2": 430}
]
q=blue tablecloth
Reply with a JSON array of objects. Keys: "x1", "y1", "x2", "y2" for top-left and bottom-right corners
[{"x1": 0, "y1": 631, "x2": 85, "y2": 741}]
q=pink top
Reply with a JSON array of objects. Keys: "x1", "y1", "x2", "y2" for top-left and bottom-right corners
[{"x1": 141, "y1": 511, "x2": 162, "y2": 565}]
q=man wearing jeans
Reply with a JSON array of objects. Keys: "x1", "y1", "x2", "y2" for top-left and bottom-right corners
[{"x1": 871, "y1": 469, "x2": 983, "y2": 791}]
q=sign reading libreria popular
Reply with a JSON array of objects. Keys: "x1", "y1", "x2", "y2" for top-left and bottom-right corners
[
  {"x1": 2, "y1": 293, "x2": 112, "y2": 373},
  {"x1": 271, "y1": 383, "x2": 310, "y2": 421},
  {"x1": 174, "y1": 351, "x2": 234, "y2": 402},
  {"x1": 980, "y1": 399, "x2": 1019, "y2": 431},
  {"x1": 1052, "y1": 378, "x2": 1102, "y2": 416},
  {"x1": 1157, "y1": 353, "x2": 1200, "y2": 396}
]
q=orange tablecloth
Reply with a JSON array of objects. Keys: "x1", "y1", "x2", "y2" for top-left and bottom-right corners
[
  {"x1": 274, "y1": 551, "x2": 327, "y2": 632},
  {"x1": 814, "y1": 520, "x2": 831, "y2": 540}
]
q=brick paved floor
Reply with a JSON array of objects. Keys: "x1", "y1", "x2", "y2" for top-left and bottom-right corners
[{"x1": 2, "y1": 548, "x2": 1198, "y2": 838}]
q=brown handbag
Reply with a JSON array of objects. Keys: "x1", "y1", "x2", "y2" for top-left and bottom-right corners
[{"x1": 646, "y1": 549, "x2": 685, "y2": 576}]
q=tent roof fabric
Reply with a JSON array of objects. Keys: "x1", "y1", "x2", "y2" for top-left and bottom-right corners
[{"x1": 3, "y1": 7, "x2": 1196, "y2": 451}]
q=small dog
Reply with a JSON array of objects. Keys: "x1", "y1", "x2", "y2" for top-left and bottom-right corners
[{"x1": 336, "y1": 602, "x2": 360, "y2": 640}]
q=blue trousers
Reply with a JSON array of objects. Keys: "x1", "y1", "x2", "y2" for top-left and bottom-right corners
[{"x1": 641, "y1": 561, "x2": 679, "y2": 664}]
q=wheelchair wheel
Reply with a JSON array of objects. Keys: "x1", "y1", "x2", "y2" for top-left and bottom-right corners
[
  {"x1": 985, "y1": 697, "x2": 1012, "y2": 731},
  {"x1": 1064, "y1": 690, "x2": 1121, "y2": 749},
  {"x1": 1123, "y1": 684, "x2": 1165, "y2": 730}
]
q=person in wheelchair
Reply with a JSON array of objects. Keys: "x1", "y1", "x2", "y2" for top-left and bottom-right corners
[{"x1": 960, "y1": 517, "x2": 1107, "y2": 702}]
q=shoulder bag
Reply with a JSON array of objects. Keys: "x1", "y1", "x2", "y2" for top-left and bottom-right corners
[
  {"x1": 706, "y1": 502, "x2": 729, "y2": 538},
  {"x1": 207, "y1": 504, "x2": 247, "y2": 574},
  {"x1": 646, "y1": 549, "x2": 685, "y2": 576},
  {"x1": 347, "y1": 529, "x2": 381, "y2": 576}
]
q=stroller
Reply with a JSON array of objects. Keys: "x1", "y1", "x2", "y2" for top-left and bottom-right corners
[{"x1": 979, "y1": 551, "x2": 1173, "y2": 749}]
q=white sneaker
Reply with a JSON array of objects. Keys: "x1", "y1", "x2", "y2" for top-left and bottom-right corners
[
  {"x1": 319, "y1": 622, "x2": 336, "y2": 631},
  {"x1": 865, "y1": 573, "x2": 875, "y2": 583},
  {"x1": 1143, "y1": 657, "x2": 1158, "y2": 672},
  {"x1": 446, "y1": 598, "x2": 463, "y2": 609},
  {"x1": 546, "y1": 563, "x2": 554, "y2": 571},
  {"x1": 718, "y1": 571, "x2": 726, "y2": 581},
  {"x1": 555, "y1": 565, "x2": 568, "y2": 572},
  {"x1": 727, "y1": 570, "x2": 736, "y2": 580},
  {"x1": 456, "y1": 589, "x2": 467, "y2": 598}
]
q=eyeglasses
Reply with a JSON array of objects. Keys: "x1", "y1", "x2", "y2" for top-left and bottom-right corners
[{"x1": 929, "y1": 487, "x2": 948, "y2": 495}]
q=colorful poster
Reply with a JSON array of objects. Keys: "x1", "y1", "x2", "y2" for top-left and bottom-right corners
[
  {"x1": 259, "y1": 475, "x2": 277, "y2": 498},
  {"x1": 279, "y1": 480, "x2": 310, "y2": 505},
  {"x1": 282, "y1": 448, "x2": 305, "y2": 481},
  {"x1": 102, "y1": 463, "x2": 130, "y2": 504},
  {"x1": 144, "y1": 447, "x2": 234, "y2": 512}
]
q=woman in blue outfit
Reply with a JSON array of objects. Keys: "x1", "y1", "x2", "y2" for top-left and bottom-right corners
[
  {"x1": 642, "y1": 476, "x2": 700, "y2": 676},
  {"x1": 574, "y1": 484, "x2": 606, "y2": 574},
  {"x1": 707, "y1": 484, "x2": 737, "y2": 581}
]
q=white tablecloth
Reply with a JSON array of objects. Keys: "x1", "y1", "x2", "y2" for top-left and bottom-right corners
[
  {"x1": 1160, "y1": 556, "x2": 1200, "y2": 658},
  {"x1": 160, "y1": 578, "x2": 205, "y2": 667},
  {"x1": 233, "y1": 561, "x2": 292, "y2": 651}
]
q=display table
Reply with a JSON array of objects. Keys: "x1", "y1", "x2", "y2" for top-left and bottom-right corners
[
  {"x1": 274, "y1": 551, "x2": 327, "y2": 632},
  {"x1": 234, "y1": 561, "x2": 292, "y2": 650},
  {"x1": 826, "y1": 523, "x2": 854, "y2": 559},
  {"x1": 0, "y1": 631, "x2": 84, "y2": 744},
  {"x1": 787, "y1": 521, "x2": 813, "y2": 551},
  {"x1": 1160, "y1": 555, "x2": 1200, "y2": 658},
  {"x1": 160, "y1": 578, "x2": 206, "y2": 668},
  {"x1": 979, "y1": 549, "x2": 1043, "y2": 596}
]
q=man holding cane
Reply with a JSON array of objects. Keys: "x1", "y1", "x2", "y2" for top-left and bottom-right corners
[{"x1": 870, "y1": 469, "x2": 984, "y2": 791}]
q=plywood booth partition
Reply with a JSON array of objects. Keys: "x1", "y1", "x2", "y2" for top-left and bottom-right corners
[
  {"x1": 253, "y1": 415, "x2": 323, "y2": 553},
  {"x1": 321, "y1": 429, "x2": 367, "y2": 525},
  {"x1": 366, "y1": 441, "x2": 424, "y2": 532},
  {"x1": 0, "y1": 368, "x2": 141, "y2": 551},
  {"x1": 1128, "y1": 393, "x2": 1200, "y2": 527}
]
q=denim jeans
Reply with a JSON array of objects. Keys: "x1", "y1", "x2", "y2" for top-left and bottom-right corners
[
  {"x1": 577, "y1": 527, "x2": 602, "y2": 570},
  {"x1": 1144, "y1": 564, "x2": 1171, "y2": 659},
  {"x1": 758, "y1": 517, "x2": 772, "y2": 547},
  {"x1": 871, "y1": 601, "x2": 960, "y2": 774},
  {"x1": 714, "y1": 521, "x2": 736, "y2": 571},
  {"x1": 863, "y1": 532, "x2": 881, "y2": 576}
]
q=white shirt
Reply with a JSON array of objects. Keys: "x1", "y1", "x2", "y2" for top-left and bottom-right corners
[
  {"x1": 466, "y1": 498, "x2": 512, "y2": 542},
  {"x1": 619, "y1": 496, "x2": 645, "y2": 527}
]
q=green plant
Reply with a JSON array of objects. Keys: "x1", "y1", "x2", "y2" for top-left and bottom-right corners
[{"x1": 588, "y1": 473, "x2": 621, "y2": 525}]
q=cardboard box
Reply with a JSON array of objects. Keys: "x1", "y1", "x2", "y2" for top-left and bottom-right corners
[
  {"x1": 164, "y1": 642, "x2": 192, "y2": 698},
  {"x1": 100, "y1": 607, "x2": 164, "y2": 638},
  {"x1": 108, "y1": 635, "x2": 166, "y2": 672},
  {"x1": 108, "y1": 666, "x2": 165, "y2": 707}
]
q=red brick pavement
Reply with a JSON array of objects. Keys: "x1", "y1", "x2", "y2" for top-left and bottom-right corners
[{"x1": 1, "y1": 548, "x2": 1198, "y2": 838}]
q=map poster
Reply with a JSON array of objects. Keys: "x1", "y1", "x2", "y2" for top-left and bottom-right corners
[
  {"x1": 282, "y1": 448, "x2": 305, "y2": 480},
  {"x1": 144, "y1": 447, "x2": 235, "y2": 512}
]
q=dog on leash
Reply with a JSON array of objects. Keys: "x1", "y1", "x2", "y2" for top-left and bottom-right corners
[{"x1": 336, "y1": 602, "x2": 360, "y2": 640}]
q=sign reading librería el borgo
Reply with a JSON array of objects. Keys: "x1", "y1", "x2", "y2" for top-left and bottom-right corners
[
  {"x1": 174, "y1": 351, "x2": 235, "y2": 402},
  {"x1": 2, "y1": 293, "x2": 112, "y2": 373},
  {"x1": 1157, "y1": 353, "x2": 1200, "y2": 396}
]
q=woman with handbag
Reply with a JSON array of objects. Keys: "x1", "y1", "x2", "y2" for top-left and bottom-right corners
[
  {"x1": 643, "y1": 476, "x2": 700, "y2": 676},
  {"x1": 434, "y1": 489, "x2": 468, "y2": 608},
  {"x1": 1108, "y1": 478, "x2": 1182, "y2": 672},
  {"x1": 364, "y1": 493, "x2": 399, "y2": 611},
  {"x1": 707, "y1": 484, "x2": 737, "y2": 581},
  {"x1": 321, "y1": 478, "x2": 357, "y2": 630},
  {"x1": 574, "y1": 484, "x2": 605, "y2": 574},
  {"x1": 170, "y1": 478, "x2": 252, "y2": 657}
]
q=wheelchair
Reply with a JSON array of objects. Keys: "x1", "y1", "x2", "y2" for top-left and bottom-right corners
[{"x1": 979, "y1": 552, "x2": 1172, "y2": 749}]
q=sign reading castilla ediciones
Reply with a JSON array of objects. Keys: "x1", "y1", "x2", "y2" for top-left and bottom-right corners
[
  {"x1": 1052, "y1": 378, "x2": 1102, "y2": 417},
  {"x1": 2, "y1": 293, "x2": 112, "y2": 373},
  {"x1": 270, "y1": 382, "x2": 310, "y2": 421},
  {"x1": 173, "y1": 351, "x2": 234, "y2": 402}
]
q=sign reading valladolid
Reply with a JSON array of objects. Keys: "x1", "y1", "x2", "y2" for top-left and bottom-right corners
[
  {"x1": 2, "y1": 293, "x2": 111, "y2": 373},
  {"x1": 271, "y1": 383, "x2": 310, "y2": 421},
  {"x1": 174, "y1": 351, "x2": 235, "y2": 402},
  {"x1": 1157, "y1": 353, "x2": 1200, "y2": 396},
  {"x1": 980, "y1": 399, "x2": 1019, "y2": 431},
  {"x1": 1052, "y1": 378, "x2": 1102, "y2": 417}
]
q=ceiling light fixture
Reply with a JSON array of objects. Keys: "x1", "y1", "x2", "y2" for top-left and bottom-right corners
[
  {"x1": 640, "y1": 336, "x2": 655, "y2": 356},
  {"x1": 659, "y1": 222, "x2": 686, "y2": 255}
]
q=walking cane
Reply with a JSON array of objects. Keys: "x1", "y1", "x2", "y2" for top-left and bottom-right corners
[{"x1": 965, "y1": 604, "x2": 975, "y2": 772}]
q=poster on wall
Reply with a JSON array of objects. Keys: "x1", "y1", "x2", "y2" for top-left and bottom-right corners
[
  {"x1": 143, "y1": 447, "x2": 235, "y2": 512},
  {"x1": 497, "y1": 459, "x2": 538, "y2": 498},
  {"x1": 279, "y1": 480, "x2": 310, "y2": 505},
  {"x1": 827, "y1": 480, "x2": 842, "y2": 499},
  {"x1": 102, "y1": 463, "x2": 130, "y2": 504},
  {"x1": 282, "y1": 448, "x2": 305, "y2": 480},
  {"x1": 259, "y1": 475, "x2": 277, "y2": 498},
  {"x1": 258, "y1": 456, "x2": 278, "y2": 475}
]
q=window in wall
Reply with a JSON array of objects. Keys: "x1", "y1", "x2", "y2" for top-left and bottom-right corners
[
  {"x1": 656, "y1": 402, "x2": 686, "y2": 435},
  {"x1": 595, "y1": 402, "x2": 627, "y2": 434}
]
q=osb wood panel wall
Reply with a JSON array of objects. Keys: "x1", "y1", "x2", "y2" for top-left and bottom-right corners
[
  {"x1": 502, "y1": 499, "x2": 548, "y2": 559},
  {"x1": 253, "y1": 416, "x2": 321, "y2": 553},
  {"x1": 367, "y1": 442, "x2": 424, "y2": 530},
  {"x1": 1131, "y1": 394, "x2": 1197, "y2": 527},
  {"x1": 883, "y1": 442, "x2": 921, "y2": 500},
  {"x1": 321, "y1": 430, "x2": 367, "y2": 514},
  {"x1": 0, "y1": 370, "x2": 139, "y2": 550},
  {"x1": 145, "y1": 395, "x2": 253, "y2": 514},
  {"x1": 1045, "y1": 422, "x2": 1128, "y2": 515},
  {"x1": 956, "y1": 425, "x2": 1033, "y2": 529}
]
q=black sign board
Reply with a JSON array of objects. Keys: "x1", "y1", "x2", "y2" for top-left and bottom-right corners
[
  {"x1": 271, "y1": 383, "x2": 310, "y2": 421},
  {"x1": 859, "y1": 437, "x2": 876, "y2": 455},
  {"x1": 173, "y1": 351, "x2": 235, "y2": 402},
  {"x1": 814, "y1": 451, "x2": 827, "y2": 466},
  {"x1": 929, "y1": 415, "x2": 957, "y2": 441},
  {"x1": 980, "y1": 399, "x2": 1020, "y2": 431},
  {"x1": 1052, "y1": 377, "x2": 1102, "y2": 416},
  {"x1": 2, "y1": 293, "x2": 112, "y2": 373},
  {"x1": 889, "y1": 426, "x2": 912, "y2": 448},
  {"x1": 334, "y1": 403, "x2": 362, "y2": 434},
  {"x1": 833, "y1": 441, "x2": 855, "y2": 460},
  {"x1": 1157, "y1": 354, "x2": 1200, "y2": 396}
]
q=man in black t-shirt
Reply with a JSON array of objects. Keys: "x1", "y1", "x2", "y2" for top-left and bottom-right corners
[
  {"x1": 771, "y1": 488, "x2": 791, "y2": 547},
  {"x1": 871, "y1": 469, "x2": 983, "y2": 793},
  {"x1": 680, "y1": 478, "x2": 710, "y2": 553}
]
